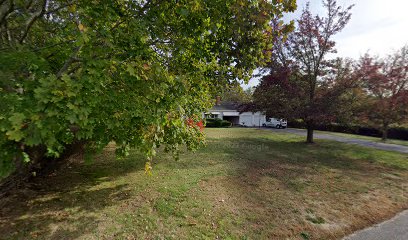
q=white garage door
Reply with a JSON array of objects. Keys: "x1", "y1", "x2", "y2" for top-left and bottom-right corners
[
  {"x1": 239, "y1": 115, "x2": 253, "y2": 126},
  {"x1": 252, "y1": 115, "x2": 263, "y2": 127}
]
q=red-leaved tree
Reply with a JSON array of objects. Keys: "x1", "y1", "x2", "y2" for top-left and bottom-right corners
[
  {"x1": 356, "y1": 46, "x2": 408, "y2": 140},
  {"x1": 253, "y1": 0, "x2": 354, "y2": 143}
]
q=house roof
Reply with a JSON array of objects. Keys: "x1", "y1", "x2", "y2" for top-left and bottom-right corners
[{"x1": 209, "y1": 102, "x2": 239, "y2": 112}]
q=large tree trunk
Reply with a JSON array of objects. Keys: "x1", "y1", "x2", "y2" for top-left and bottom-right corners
[
  {"x1": 0, "y1": 141, "x2": 86, "y2": 196},
  {"x1": 381, "y1": 123, "x2": 389, "y2": 141},
  {"x1": 0, "y1": 145, "x2": 47, "y2": 196},
  {"x1": 306, "y1": 120, "x2": 314, "y2": 143}
]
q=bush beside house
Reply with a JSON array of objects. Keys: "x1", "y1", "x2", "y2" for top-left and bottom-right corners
[{"x1": 205, "y1": 119, "x2": 232, "y2": 128}]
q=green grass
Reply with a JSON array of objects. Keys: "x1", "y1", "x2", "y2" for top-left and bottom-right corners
[
  {"x1": 314, "y1": 130, "x2": 408, "y2": 147},
  {"x1": 1, "y1": 128, "x2": 407, "y2": 239}
]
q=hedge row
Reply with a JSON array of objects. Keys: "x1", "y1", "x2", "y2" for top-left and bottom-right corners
[
  {"x1": 205, "y1": 119, "x2": 232, "y2": 128},
  {"x1": 288, "y1": 120, "x2": 408, "y2": 140}
]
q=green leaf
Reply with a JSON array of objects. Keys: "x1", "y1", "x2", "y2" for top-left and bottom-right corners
[
  {"x1": 6, "y1": 129, "x2": 24, "y2": 141},
  {"x1": 8, "y1": 113, "x2": 25, "y2": 127},
  {"x1": 126, "y1": 65, "x2": 136, "y2": 76},
  {"x1": 22, "y1": 152, "x2": 30, "y2": 163}
]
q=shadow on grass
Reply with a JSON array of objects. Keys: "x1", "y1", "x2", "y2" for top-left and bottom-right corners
[
  {"x1": 173, "y1": 135, "x2": 405, "y2": 195},
  {"x1": 0, "y1": 132, "x2": 405, "y2": 239},
  {"x1": 178, "y1": 135, "x2": 399, "y2": 172},
  {"x1": 0, "y1": 151, "x2": 146, "y2": 239},
  {"x1": 180, "y1": 134, "x2": 407, "y2": 238}
]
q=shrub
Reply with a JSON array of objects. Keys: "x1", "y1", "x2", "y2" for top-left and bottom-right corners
[
  {"x1": 205, "y1": 119, "x2": 232, "y2": 128},
  {"x1": 221, "y1": 120, "x2": 233, "y2": 127}
]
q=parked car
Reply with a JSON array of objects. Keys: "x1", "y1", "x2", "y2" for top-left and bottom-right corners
[{"x1": 262, "y1": 118, "x2": 287, "y2": 129}]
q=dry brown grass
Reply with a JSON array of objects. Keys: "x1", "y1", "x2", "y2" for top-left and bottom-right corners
[{"x1": 0, "y1": 128, "x2": 407, "y2": 239}]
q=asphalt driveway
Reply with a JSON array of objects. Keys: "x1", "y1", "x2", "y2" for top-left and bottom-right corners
[
  {"x1": 268, "y1": 128, "x2": 408, "y2": 154},
  {"x1": 343, "y1": 210, "x2": 408, "y2": 240}
]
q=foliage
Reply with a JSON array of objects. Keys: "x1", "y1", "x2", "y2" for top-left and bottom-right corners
[
  {"x1": 205, "y1": 119, "x2": 232, "y2": 128},
  {"x1": 0, "y1": 0, "x2": 296, "y2": 177},
  {"x1": 253, "y1": 0, "x2": 354, "y2": 143},
  {"x1": 355, "y1": 46, "x2": 408, "y2": 140},
  {"x1": 218, "y1": 83, "x2": 253, "y2": 104}
]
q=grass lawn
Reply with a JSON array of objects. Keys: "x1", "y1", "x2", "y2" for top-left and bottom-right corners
[
  {"x1": 0, "y1": 128, "x2": 407, "y2": 239},
  {"x1": 314, "y1": 130, "x2": 408, "y2": 147}
]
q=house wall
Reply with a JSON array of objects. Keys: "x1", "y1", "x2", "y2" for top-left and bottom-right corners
[
  {"x1": 239, "y1": 112, "x2": 266, "y2": 127},
  {"x1": 205, "y1": 110, "x2": 266, "y2": 127}
]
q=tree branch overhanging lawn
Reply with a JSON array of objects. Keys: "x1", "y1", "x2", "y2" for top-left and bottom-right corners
[{"x1": 0, "y1": 128, "x2": 407, "y2": 239}]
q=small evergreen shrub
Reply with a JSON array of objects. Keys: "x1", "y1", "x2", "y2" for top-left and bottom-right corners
[{"x1": 205, "y1": 119, "x2": 232, "y2": 128}]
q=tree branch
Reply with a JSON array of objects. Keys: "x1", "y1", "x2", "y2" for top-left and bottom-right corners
[
  {"x1": 0, "y1": 0, "x2": 14, "y2": 26},
  {"x1": 57, "y1": 46, "x2": 82, "y2": 78},
  {"x1": 18, "y1": 0, "x2": 47, "y2": 44}
]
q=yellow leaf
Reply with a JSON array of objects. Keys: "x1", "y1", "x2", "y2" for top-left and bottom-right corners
[
  {"x1": 31, "y1": 114, "x2": 40, "y2": 121},
  {"x1": 113, "y1": 112, "x2": 121, "y2": 118},
  {"x1": 144, "y1": 161, "x2": 152, "y2": 176},
  {"x1": 78, "y1": 23, "x2": 85, "y2": 32},
  {"x1": 68, "y1": 4, "x2": 76, "y2": 12}
]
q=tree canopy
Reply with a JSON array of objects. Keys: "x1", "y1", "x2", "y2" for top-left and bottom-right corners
[
  {"x1": 0, "y1": 0, "x2": 296, "y2": 178},
  {"x1": 355, "y1": 46, "x2": 408, "y2": 140},
  {"x1": 253, "y1": 0, "x2": 354, "y2": 143},
  {"x1": 218, "y1": 83, "x2": 253, "y2": 104}
]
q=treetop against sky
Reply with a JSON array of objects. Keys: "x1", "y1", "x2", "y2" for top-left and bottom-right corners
[{"x1": 243, "y1": 0, "x2": 408, "y2": 89}]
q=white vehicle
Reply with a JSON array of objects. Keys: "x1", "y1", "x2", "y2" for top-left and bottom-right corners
[{"x1": 262, "y1": 118, "x2": 287, "y2": 129}]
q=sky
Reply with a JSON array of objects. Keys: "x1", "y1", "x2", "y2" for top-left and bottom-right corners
[{"x1": 242, "y1": 0, "x2": 408, "y2": 89}]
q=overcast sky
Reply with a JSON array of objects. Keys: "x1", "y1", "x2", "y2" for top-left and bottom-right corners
[{"x1": 242, "y1": 0, "x2": 408, "y2": 89}]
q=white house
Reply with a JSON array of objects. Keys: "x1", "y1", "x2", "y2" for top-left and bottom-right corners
[{"x1": 204, "y1": 98, "x2": 266, "y2": 127}]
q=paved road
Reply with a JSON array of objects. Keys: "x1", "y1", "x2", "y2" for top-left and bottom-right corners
[
  {"x1": 269, "y1": 128, "x2": 408, "y2": 154},
  {"x1": 343, "y1": 210, "x2": 408, "y2": 240}
]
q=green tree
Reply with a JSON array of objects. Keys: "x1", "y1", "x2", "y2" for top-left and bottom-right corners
[
  {"x1": 219, "y1": 83, "x2": 253, "y2": 104},
  {"x1": 0, "y1": 0, "x2": 295, "y2": 183}
]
